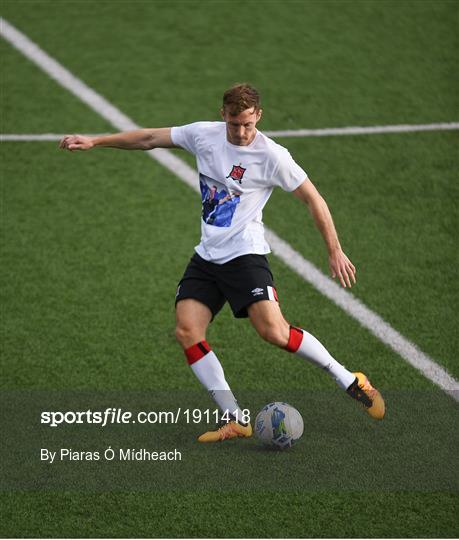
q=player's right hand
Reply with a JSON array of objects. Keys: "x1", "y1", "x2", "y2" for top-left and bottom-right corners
[{"x1": 59, "y1": 134, "x2": 94, "y2": 151}]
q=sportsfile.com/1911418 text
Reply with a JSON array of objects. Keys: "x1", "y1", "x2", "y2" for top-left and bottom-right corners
[{"x1": 40, "y1": 408, "x2": 251, "y2": 427}]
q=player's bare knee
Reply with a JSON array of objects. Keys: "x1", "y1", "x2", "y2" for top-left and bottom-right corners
[
  {"x1": 175, "y1": 325, "x2": 185, "y2": 345},
  {"x1": 175, "y1": 324, "x2": 202, "y2": 349},
  {"x1": 256, "y1": 323, "x2": 289, "y2": 348}
]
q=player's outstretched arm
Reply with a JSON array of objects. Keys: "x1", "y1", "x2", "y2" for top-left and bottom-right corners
[
  {"x1": 59, "y1": 128, "x2": 176, "y2": 151},
  {"x1": 293, "y1": 179, "x2": 356, "y2": 288}
]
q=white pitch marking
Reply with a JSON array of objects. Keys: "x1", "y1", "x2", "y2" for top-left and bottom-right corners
[
  {"x1": 263, "y1": 123, "x2": 459, "y2": 137},
  {"x1": 1, "y1": 16, "x2": 458, "y2": 400},
  {"x1": 2, "y1": 121, "x2": 459, "y2": 142},
  {"x1": 0, "y1": 134, "x2": 107, "y2": 141},
  {"x1": 265, "y1": 230, "x2": 459, "y2": 401}
]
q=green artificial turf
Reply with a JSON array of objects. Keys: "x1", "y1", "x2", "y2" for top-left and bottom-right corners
[
  {"x1": 1, "y1": 492, "x2": 458, "y2": 538},
  {"x1": 1, "y1": 0, "x2": 456, "y2": 128}
]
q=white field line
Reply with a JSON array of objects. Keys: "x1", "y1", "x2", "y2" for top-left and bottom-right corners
[
  {"x1": 0, "y1": 134, "x2": 107, "y2": 141},
  {"x1": 264, "y1": 123, "x2": 459, "y2": 137},
  {"x1": 2, "y1": 121, "x2": 459, "y2": 142},
  {"x1": 2, "y1": 16, "x2": 458, "y2": 400}
]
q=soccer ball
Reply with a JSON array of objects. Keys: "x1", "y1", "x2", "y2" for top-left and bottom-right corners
[{"x1": 254, "y1": 402, "x2": 304, "y2": 449}]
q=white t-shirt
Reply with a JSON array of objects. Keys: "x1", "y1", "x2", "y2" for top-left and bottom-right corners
[{"x1": 171, "y1": 121, "x2": 307, "y2": 264}]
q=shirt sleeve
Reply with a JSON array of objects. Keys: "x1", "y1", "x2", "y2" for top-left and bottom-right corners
[
  {"x1": 272, "y1": 148, "x2": 308, "y2": 192},
  {"x1": 170, "y1": 122, "x2": 201, "y2": 154}
]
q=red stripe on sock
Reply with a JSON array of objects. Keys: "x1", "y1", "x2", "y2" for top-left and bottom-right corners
[
  {"x1": 284, "y1": 326, "x2": 303, "y2": 353},
  {"x1": 185, "y1": 340, "x2": 211, "y2": 365}
]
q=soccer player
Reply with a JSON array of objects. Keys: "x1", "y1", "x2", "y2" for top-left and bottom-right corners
[{"x1": 60, "y1": 83, "x2": 385, "y2": 442}]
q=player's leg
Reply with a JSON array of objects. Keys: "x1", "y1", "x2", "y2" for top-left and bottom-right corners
[
  {"x1": 247, "y1": 300, "x2": 355, "y2": 388},
  {"x1": 175, "y1": 298, "x2": 212, "y2": 349},
  {"x1": 175, "y1": 298, "x2": 245, "y2": 414},
  {"x1": 217, "y1": 253, "x2": 355, "y2": 386},
  {"x1": 247, "y1": 299, "x2": 385, "y2": 419},
  {"x1": 175, "y1": 299, "x2": 252, "y2": 441},
  {"x1": 175, "y1": 254, "x2": 253, "y2": 441}
]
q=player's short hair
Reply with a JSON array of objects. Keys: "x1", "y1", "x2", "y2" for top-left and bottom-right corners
[{"x1": 222, "y1": 83, "x2": 261, "y2": 115}]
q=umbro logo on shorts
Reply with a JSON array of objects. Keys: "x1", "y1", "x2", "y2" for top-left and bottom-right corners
[{"x1": 251, "y1": 287, "x2": 264, "y2": 296}]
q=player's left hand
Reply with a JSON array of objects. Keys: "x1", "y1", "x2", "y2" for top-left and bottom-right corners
[{"x1": 329, "y1": 249, "x2": 356, "y2": 288}]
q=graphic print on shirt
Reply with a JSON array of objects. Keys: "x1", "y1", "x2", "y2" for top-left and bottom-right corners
[
  {"x1": 226, "y1": 164, "x2": 246, "y2": 185},
  {"x1": 200, "y1": 174, "x2": 241, "y2": 227}
]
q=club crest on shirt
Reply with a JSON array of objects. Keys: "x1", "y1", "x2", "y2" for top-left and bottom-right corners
[{"x1": 226, "y1": 164, "x2": 246, "y2": 184}]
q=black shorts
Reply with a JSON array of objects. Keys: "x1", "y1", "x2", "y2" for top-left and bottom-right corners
[{"x1": 175, "y1": 253, "x2": 279, "y2": 319}]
